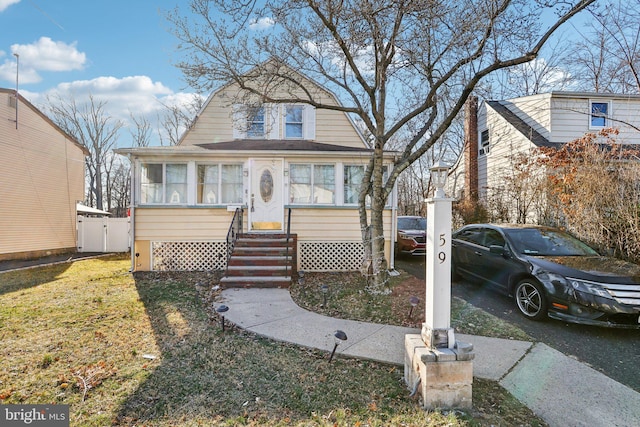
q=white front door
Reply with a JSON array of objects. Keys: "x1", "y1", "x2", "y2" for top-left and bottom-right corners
[{"x1": 249, "y1": 158, "x2": 284, "y2": 231}]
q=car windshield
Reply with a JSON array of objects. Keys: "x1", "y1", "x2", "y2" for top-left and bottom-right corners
[
  {"x1": 398, "y1": 217, "x2": 426, "y2": 230},
  {"x1": 504, "y1": 228, "x2": 599, "y2": 256}
]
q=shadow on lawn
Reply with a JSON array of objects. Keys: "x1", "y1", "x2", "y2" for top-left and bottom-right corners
[
  {"x1": 114, "y1": 271, "x2": 228, "y2": 425},
  {"x1": 0, "y1": 263, "x2": 72, "y2": 296},
  {"x1": 115, "y1": 271, "x2": 411, "y2": 426}
]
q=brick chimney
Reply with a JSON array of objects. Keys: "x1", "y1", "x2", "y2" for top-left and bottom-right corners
[{"x1": 464, "y1": 96, "x2": 478, "y2": 201}]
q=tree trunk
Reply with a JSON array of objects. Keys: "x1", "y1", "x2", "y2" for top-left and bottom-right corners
[{"x1": 362, "y1": 143, "x2": 390, "y2": 295}]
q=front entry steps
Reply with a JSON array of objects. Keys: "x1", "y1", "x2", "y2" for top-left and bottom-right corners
[{"x1": 220, "y1": 233, "x2": 296, "y2": 288}]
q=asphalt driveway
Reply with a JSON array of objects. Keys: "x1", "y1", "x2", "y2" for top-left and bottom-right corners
[{"x1": 395, "y1": 256, "x2": 640, "y2": 392}]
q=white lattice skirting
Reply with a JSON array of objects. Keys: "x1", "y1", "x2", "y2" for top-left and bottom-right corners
[
  {"x1": 150, "y1": 240, "x2": 364, "y2": 272},
  {"x1": 299, "y1": 242, "x2": 364, "y2": 272},
  {"x1": 152, "y1": 241, "x2": 228, "y2": 271}
]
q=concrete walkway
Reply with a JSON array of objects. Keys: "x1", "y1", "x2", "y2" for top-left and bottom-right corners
[{"x1": 217, "y1": 287, "x2": 640, "y2": 427}]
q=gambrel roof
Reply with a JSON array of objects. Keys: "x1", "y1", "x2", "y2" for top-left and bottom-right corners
[{"x1": 196, "y1": 139, "x2": 373, "y2": 152}]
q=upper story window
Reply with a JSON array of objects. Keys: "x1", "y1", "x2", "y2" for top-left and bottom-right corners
[
  {"x1": 233, "y1": 103, "x2": 315, "y2": 140},
  {"x1": 197, "y1": 164, "x2": 243, "y2": 204},
  {"x1": 234, "y1": 104, "x2": 273, "y2": 139},
  {"x1": 247, "y1": 107, "x2": 265, "y2": 138},
  {"x1": 141, "y1": 163, "x2": 187, "y2": 204},
  {"x1": 590, "y1": 101, "x2": 610, "y2": 128},
  {"x1": 289, "y1": 164, "x2": 335, "y2": 204},
  {"x1": 285, "y1": 105, "x2": 304, "y2": 138},
  {"x1": 479, "y1": 129, "x2": 490, "y2": 155}
]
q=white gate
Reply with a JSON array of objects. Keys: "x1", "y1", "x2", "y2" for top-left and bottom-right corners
[{"x1": 77, "y1": 216, "x2": 130, "y2": 253}]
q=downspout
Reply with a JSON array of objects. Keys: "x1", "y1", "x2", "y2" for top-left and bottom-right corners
[
  {"x1": 390, "y1": 165, "x2": 398, "y2": 271},
  {"x1": 128, "y1": 154, "x2": 136, "y2": 273}
]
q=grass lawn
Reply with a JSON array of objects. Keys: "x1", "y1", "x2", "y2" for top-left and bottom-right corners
[{"x1": 0, "y1": 255, "x2": 545, "y2": 426}]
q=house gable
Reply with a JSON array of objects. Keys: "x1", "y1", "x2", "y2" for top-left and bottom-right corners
[
  {"x1": 179, "y1": 63, "x2": 368, "y2": 149},
  {"x1": 485, "y1": 101, "x2": 555, "y2": 148}
]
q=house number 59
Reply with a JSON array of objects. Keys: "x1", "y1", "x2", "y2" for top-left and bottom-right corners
[{"x1": 438, "y1": 233, "x2": 446, "y2": 263}]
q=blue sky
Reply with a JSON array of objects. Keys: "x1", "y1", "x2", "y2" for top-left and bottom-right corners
[
  {"x1": 0, "y1": 0, "x2": 195, "y2": 145},
  {"x1": 0, "y1": 0, "x2": 595, "y2": 147}
]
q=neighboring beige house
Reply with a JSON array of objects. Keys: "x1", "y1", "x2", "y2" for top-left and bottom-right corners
[
  {"x1": 116, "y1": 66, "x2": 397, "y2": 284},
  {"x1": 450, "y1": 92, "x2": 640, "y2": 222},
  {"x1": 0, "y1": 88, "x2": 88, "y2": 261}
]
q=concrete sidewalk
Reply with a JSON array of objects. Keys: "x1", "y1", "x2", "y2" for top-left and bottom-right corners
[{"x1": 217, "y1": 287, "x2": 640, "y2": 427}]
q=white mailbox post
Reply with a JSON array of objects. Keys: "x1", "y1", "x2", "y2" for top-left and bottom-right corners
[
  {"x1": 403, "y1": 160, "x2": 474, "y2": 410},
  {"x1": 422, "y1": 160, "x2": 455, "y2": 349}
]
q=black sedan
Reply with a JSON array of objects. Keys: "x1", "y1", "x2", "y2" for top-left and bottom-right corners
[{"x1": 451, "y1": 224, "x2": 640, "y2": 328}]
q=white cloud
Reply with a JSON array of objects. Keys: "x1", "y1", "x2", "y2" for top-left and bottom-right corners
[
  {"x1": 30, "y1": 75, "x2": 173, "y2": 117},
  {"x1": 13, "y1": 37, "x2": 86, "y2": 72},
  {"x1": 0, "y1": 37, "x2": 86, "y2": 84},
  {"x1": 249, "y1": 17, "x2": 275, "y2": 31},
  {"x1": 0, "y1": 0, "x2": 21, "y2": 12},
  {"x1": 23, "y1": 75, "x2": 201, "y2": 146}
]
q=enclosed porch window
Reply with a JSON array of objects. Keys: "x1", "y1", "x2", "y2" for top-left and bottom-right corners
[{"x1": 140, "y1": 163, "x2": 187, "y2": 204}]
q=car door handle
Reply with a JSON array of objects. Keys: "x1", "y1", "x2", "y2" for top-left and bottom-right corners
[{"x1": 474, "y1": 251, "x2": 483, "y2": 256}]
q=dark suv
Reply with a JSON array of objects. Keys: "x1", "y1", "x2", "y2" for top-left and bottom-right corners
[{"x1": 396, "y1": 216, "x2": 426, "y2": 256}]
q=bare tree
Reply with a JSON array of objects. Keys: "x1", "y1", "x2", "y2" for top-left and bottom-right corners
[
  {"x1": 495, "y1": 41, "x2": 576, "y2": 98},
  {"x1": 568, "y1": 0, "x2": 640, "y2": 93},
  {"x1": 157, "y1": 95, "x2": 204, "y2": 146},
  {"x1": 168, "y1": 0, "x2": 595, "y2": 291},
  {"x1": 46, "y1": 94, "x2": 123, "y2": 211},
  {"x1": 129, "y1": 112, "x2": 153, "y2": 148},
  {"x1": 109, "y1": 158, "x2": 130, "y2": 217}
]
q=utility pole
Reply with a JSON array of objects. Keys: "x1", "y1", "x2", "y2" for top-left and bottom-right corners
[{"x1": 13, "y1": 53, "x2": 19, "y2": 129}]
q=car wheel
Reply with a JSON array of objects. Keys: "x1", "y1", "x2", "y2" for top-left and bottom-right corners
[{"x1": 514, "y1": 279, "x2": 548, "y2": 320}]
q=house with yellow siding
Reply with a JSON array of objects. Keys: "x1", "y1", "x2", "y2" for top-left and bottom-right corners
[
  {"x1": 0, "y1": 88, "x2": 88, "y2": 261},
  {"x1": 116, "y1": 66, "x2": 398, "y2": 284}
]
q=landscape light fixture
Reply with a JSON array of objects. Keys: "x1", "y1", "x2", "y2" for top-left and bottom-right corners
[
  {"x1": 430, "y1": 160, "x2": 450, "y2": 198},
  {"x1": 298, "y1": 270, "x2": 305, "y2": 286},
  {"x1": 216, "y1": 304, "x2": 229, "y2": 332},
  {"x1": 320, "y1": 284, "x2": 329, "y2": 308},
  {"x1": 328, "y1": 330, "x2": 348, "y2": 363},
  {"x1": 408, "y1": 296, "x2": 420, "y2": 320}
]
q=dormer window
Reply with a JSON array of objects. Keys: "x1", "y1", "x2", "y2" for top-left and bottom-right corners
[
  {"x1": 247, "y1": 106, "x2": 265, "y2": 138},
  {"x1": 285, "y1": 105, "x2": 304, "y2": 138},
  {"x1": 233, "y1": 103, "x2": 315, "y2": 140},
  {"x1": 233, "y1": 104, "x2": 274, "y2": 139}
]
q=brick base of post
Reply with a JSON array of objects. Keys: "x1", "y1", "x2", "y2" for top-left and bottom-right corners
[{"x1": 404, "y1": 334, "x2": 474, "y2": 410}]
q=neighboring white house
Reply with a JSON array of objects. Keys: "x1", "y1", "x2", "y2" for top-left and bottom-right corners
[
  {"x1": 116, "y1": 64, "x2": 398, "y2": 277},
  {"x1": 0, "y1": 88, "x2": 88, "y2": 261},
  {"x1": 450, "y1": 92, "x2": 640, "y2": 221}
]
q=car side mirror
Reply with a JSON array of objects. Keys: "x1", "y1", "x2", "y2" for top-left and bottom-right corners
[{"x1": 489, "y1": 245, "x2": 509, "y2": 257}]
